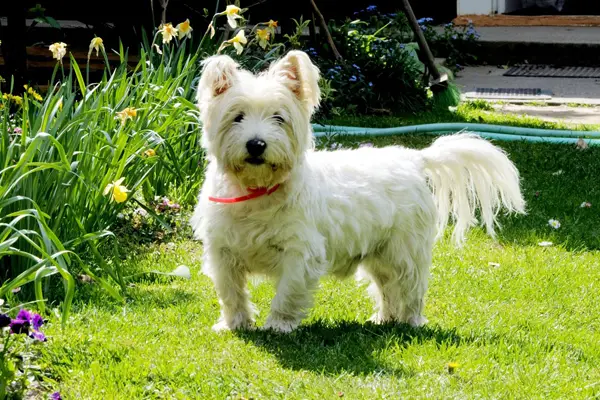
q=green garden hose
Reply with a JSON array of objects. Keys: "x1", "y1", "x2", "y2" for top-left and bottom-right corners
[{"x1": 312, "y1": 123, "x2": 600, "y2": 146}]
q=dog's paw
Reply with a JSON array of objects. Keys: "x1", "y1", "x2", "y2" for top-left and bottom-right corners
[
  {"x1": 262, "y1": 316, "x2": 300, "y2": 333},
  {"x1": 407, "y1": 315, "x2": 428, "y2": 328},
  {"x1": 369, "y1": 313, "x2": 390, "y2": 325},
  {"x1": 211, "y1": 314, "x2": 255, "y2": 332}
]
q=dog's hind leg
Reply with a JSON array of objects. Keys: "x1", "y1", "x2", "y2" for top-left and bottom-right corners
[
  {"x1": 204, "y1": 247, "x2": 256, "y2": 332},
  {"x1": 360, "y1": 238, "x2": 432, "y2": 327}
]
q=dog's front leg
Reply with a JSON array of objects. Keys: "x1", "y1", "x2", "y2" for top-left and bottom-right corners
[
  {"x1": 204, "y1": 247, "x2": 256, "y2": 332},
  {"x1": 263, "y1": 251, "x2": 323, "y2": 333}
]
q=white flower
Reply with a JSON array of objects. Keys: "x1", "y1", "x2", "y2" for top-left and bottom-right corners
[
  {"x1": 552, "y1": 170, "x2": 564, "y2": 176},
  {"x1": 580, "y1": 202, "x2": 592, "y2": 208},
  {"x1": 159, "y1": 23, "x2": 178, "y2": 44},
  {"x1": 548, "y1": 219, "x2": 561, "y2": 229},
  {"x1": 176, "y1": 19, "x2": 193, "y2": 39},
  {"x1": 226, "y1": 30, "x2": 247, "y2": 55},
  {"x1": 223, "y1": 5, "x2": 242, "y2": 29},
  {"x1": 538, "y1": 241, "x2": 553, "y2": 247},
  {"x1": 49, "y1": 42, "x2": 67, "y2": 62}
]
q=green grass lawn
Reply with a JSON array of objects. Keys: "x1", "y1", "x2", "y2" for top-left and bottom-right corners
[{"x1": 36, "y1": 113, "x2": 600, "y2": 399}]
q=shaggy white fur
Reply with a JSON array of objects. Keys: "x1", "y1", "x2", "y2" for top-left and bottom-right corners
[{"x1": 191, "y1": 50, "x2": 526, "y2": 333}]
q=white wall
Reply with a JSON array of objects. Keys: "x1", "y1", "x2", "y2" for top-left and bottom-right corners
[
  {"x1": 458, "y1": 0, "x2": 522, "y2": 15},
  {"x1": 458, "y1": 0, "x2": 493, "y2": 15}
]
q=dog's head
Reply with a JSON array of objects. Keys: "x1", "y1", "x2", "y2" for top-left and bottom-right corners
[{"x1": 196, "y1": 50, "x2": 320, "y2": 189}]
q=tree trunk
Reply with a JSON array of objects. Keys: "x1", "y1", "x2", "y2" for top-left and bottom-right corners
[{"x1": 309, "y1": 0, "x2": 342, "y2": 60}]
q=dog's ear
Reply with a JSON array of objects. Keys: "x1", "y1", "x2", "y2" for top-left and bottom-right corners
[
  {"x1": 270, "y1": 50, "x2": 321, "y2": 112},
  {"x1": 197, "y1": 55, "x2": 239, "y2": 102}
]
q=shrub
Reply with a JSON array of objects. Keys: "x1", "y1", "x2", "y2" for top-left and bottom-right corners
[{"x1": 320, "y1": 8, "x2": 430, "y2": 116}]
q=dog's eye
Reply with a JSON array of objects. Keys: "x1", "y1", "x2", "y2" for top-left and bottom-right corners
[
  {"x1": 273, "y1": 114, "x2": 285, "y2": 124},
  {"x1": 234, "y1": 113, "x2": 244, "y2": 123}
]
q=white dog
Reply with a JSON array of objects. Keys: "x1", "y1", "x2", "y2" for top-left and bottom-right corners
[{"x1": 191, "y1": 50, "x2": 525, "y2": 333}]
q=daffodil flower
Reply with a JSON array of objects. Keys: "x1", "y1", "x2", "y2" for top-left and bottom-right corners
[
  {"x1": 159, "y1": 23, "x2": 178, "y2": 44},
  {"x1": 49, "y1": 42, "x2": 67, "y2": 63},
  {"x1": 256, "y1": 28, "x2": 270, "y2": 49},
  {"x1": 176, "y1": 19, "x2": 193, "y2": 39},
  {"x1": 267, "y1": 19, "x2": 278, "y2": 32},
  {"x1": 88, "y1": 37, "x2": 104, "y2": 59},
  {"x1": 223, "y1": 5, "x2": 242, "y2": 29},
  {"x1": 116, "y1": 107, "x2": 137, "y2": 124},
  {"x1": 227, "y1": 30, "x2": 247, "y2": 55},
  {"x1": 103, "y1": 178, "x2": 130, "y2": 203}
]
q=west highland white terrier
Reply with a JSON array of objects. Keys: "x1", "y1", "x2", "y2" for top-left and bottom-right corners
[{"x1": 191, "y1": 50, "x2": 525, "y2": 333}]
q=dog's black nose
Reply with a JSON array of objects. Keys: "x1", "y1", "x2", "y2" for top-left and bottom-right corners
[{"x1": 246, "y1": 139, "x2": 267, "y2": 157}]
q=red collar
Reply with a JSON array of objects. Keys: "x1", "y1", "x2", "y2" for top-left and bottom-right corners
[{"x1": 208, "y1": 184, "x2": 281, "y2": 204}]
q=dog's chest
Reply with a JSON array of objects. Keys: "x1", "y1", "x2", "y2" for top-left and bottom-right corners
[{"x1": 221, "y1": 210, "x2": 289, "y2": 273}]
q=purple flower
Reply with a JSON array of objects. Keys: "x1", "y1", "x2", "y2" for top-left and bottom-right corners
[
  {"x1": 32, "y1": 313, "x2": 44, "y2": 330},
  {"x1": 0, "y1": 314, "x2": 11, "y2": 328},
  {"x1": 16, "y1": 309, "x2": 33, "y2": 322},
  {"x1": 9, "y1": 319, "x2": 30, "y2": 334},
  {"x1": 29, "y1": 330, "x2": 47, "y2": 342},
  {"x1": 349, "y1": 75, "x2": 357, "y2": 82},
  {"x1": 51, "y1": 392, "x2": 62, "y2": 400},
  {"x1": 13, "y1": 127, "x2": 22, "y2": 134}
]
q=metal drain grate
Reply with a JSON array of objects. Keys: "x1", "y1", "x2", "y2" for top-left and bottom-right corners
[
  {"x1": 465, "y1": 88, "x2": 552, "y2": 100},
  {"x1": 505, "y1": 65, "x2": 600, "y2": 78}
]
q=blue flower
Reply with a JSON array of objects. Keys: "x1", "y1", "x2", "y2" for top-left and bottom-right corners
[
  {"x1": 335, "y1": 65, "x2": 342, "y2": 70},
  {"x1": 388, "y1": 13, "x2": 397, "y2": 17},
  {"x1": 352, "y1": 63, "x2": 361, "y2": 70},
  {"x1": 420, "y1": 25, "x2": 427, "y2": 31},
  {"x1": 452, "y1": 34, "x2": 457, "y2": 40},
  {"x1": 349, "y1": 75, "x2": 357, "y2": 82},
  {"x1": 327, "y1": 68, "x2": 339, "y2": 75},
  {"x1": 366, "y1": 5, "x2": 377, "y2": 12},
  {"x1": 417, "y1": 17, "x2": 433, "y2": 24},
  {"x1": 399, "y1": 44, "x2": 405, "y2": 49},
  {"x1": 445, "y1": 22, "x2": 454, "y2": 28},
  {"x1": 368, "y1": 82, "x2": 373, "y2": 87}
]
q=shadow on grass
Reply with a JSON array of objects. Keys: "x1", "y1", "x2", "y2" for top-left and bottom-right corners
[{"x1": 236, "y1": 321, "x2": 466, "y2": 376}]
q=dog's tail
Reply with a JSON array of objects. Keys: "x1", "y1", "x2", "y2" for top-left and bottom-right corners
[{"x1": 420, "y1": 133, "x2": 525, "y2": 244}]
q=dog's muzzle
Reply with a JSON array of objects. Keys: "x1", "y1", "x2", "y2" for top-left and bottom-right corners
[{"x1": 245, "y1": 139, "x2": 266, "y2": 165}]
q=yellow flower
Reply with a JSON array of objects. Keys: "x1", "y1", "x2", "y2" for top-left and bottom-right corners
[
  {"x1": 176, "y1": 19, "x2": 193, "y2": 40},
  {"x1": 223, "y1": 5, "x2": 242, "y2": 29},
  {"x1": 159, "y1": 23, "x2": 178, "y2": 44},
  {"x1": 2, "y1": 93, "x2": 23, "y2": 106},
  {"x1": 267, "y1": 20, "x2": 278, "y2": 29},
  {"x1": 116, "y1": 107, "x2": 137, "y2": 124},
  {"x1": 103, "y1": 178, "x2": 130, "y2": 203},
  {"x1": 227, "y1": 30, "x2": 247, "y2": 55},
  {"x1": 256, "y1": 28, "x2": 270, "y2": 49},
  {"x1": 447, "y1": 362, "x2": 459, "y2": 374},
  {"x1": 88, "y1": 37, "x2": 104, "y2": 59},
  {"x1": 57, "y1": 98, "x2": 63, "y2": 111},
  {"x1": 144, "y1": 148, "x2": 156, "y2": 157},
  {"x1": 49, "y1": 42, "x2": 67, "y2": 62},
  {"x1": 24, "y1": 85, "x2": 43, "y2": 102}
]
